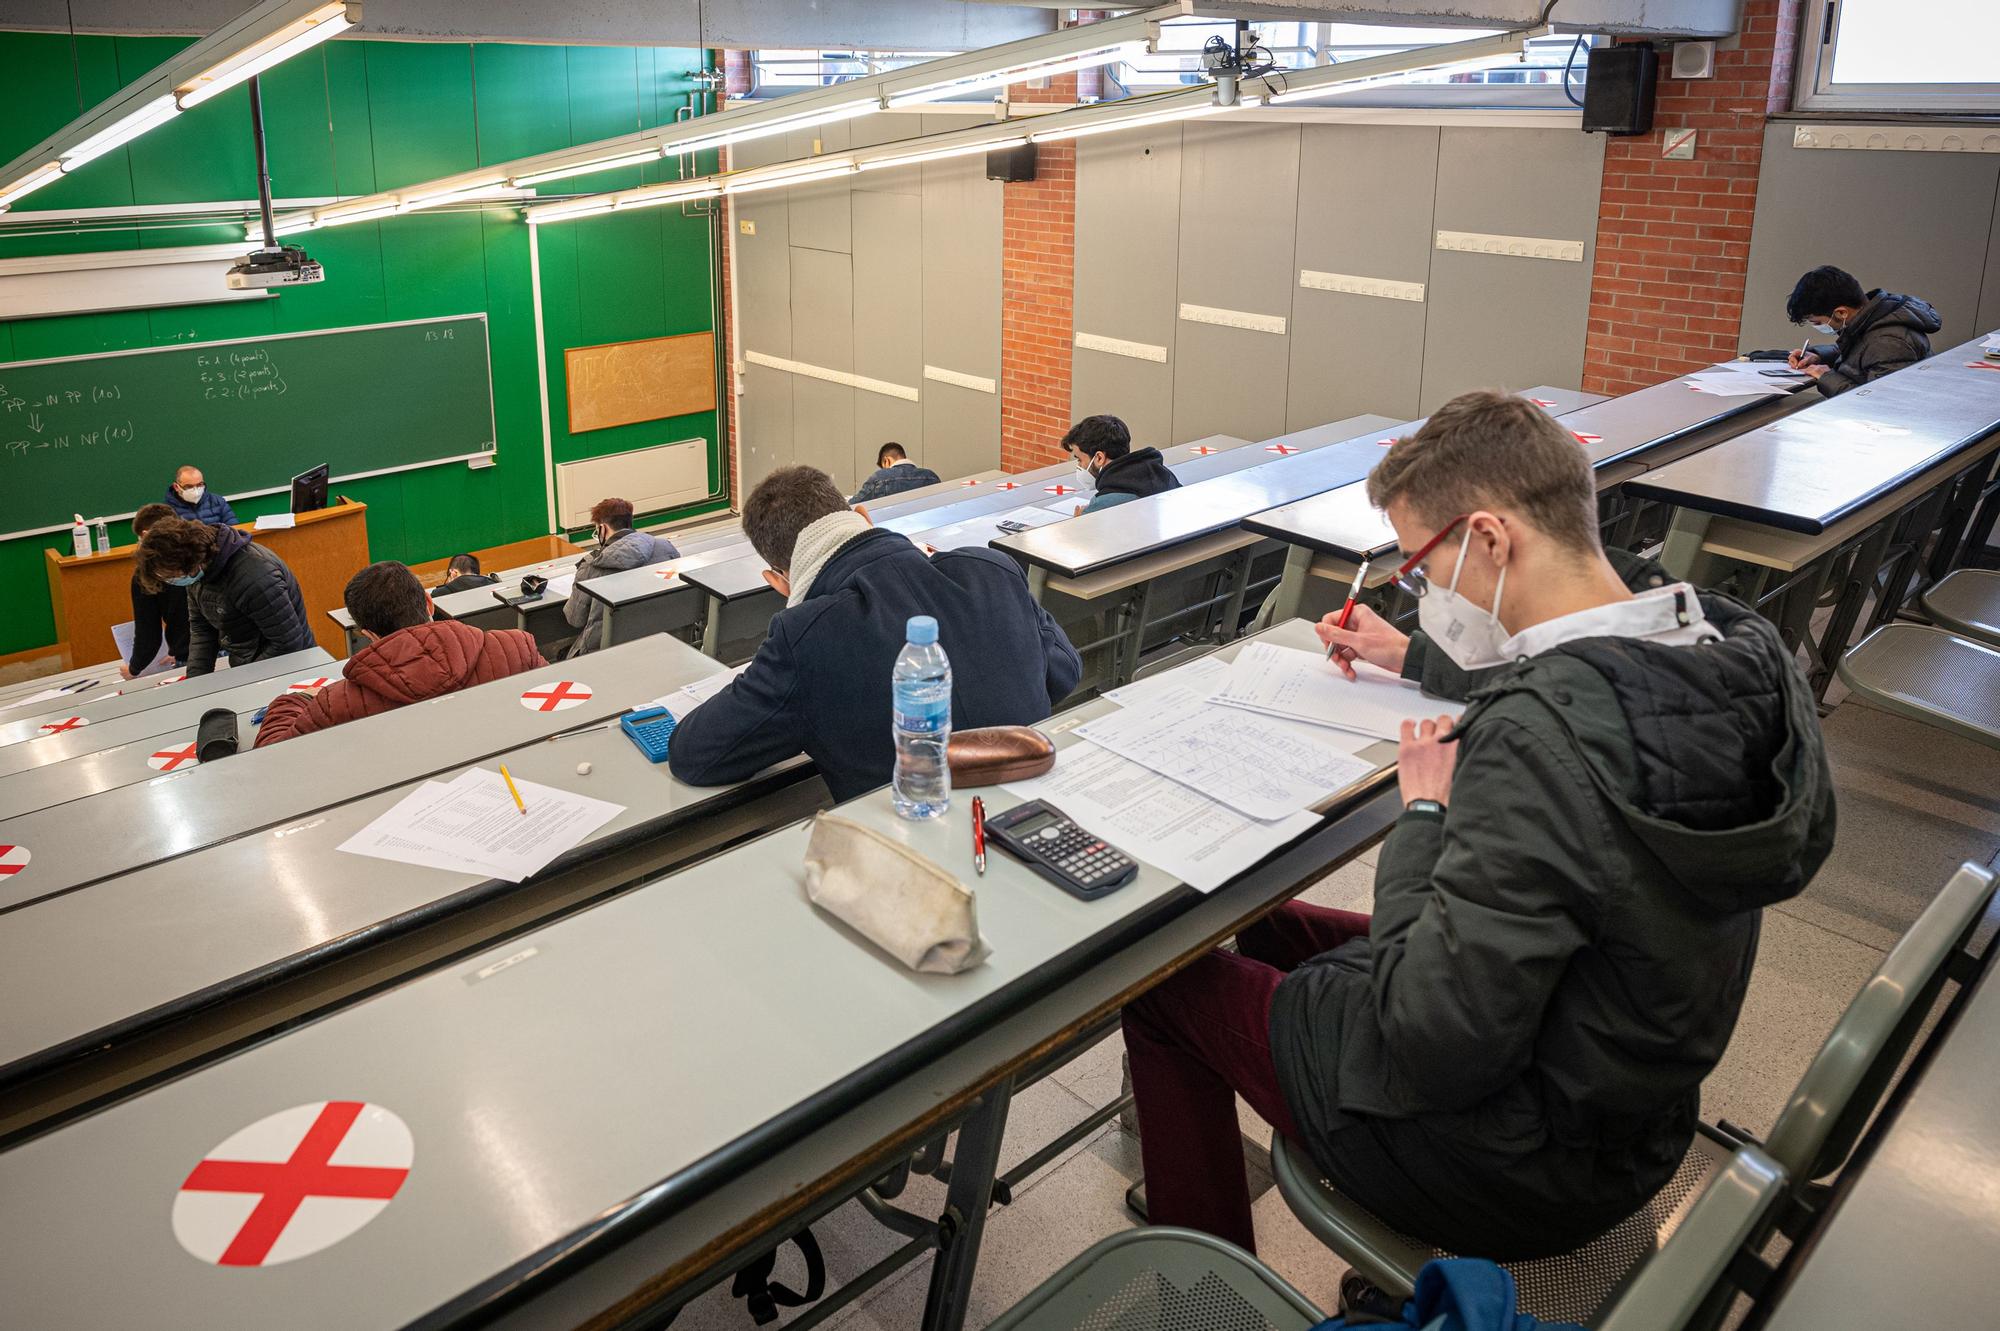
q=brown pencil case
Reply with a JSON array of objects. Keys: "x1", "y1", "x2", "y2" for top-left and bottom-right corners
[{"x1": 947, "y1": 726, "x2": 1056, "y2": 787}]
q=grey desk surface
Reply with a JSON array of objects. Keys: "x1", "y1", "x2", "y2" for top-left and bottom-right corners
[
  {"x1": 877, "y1": 458, "x2": 1098, "y2": 537},
  {"x1": 576, "y1": 543, "x2": 757, "y2": 610},
  {"x1": 428, "y1": 553, "x2": 584, "y2": 623},
  {"x1": 1625, "y1": 338, "x2": 2000, "y2": 534},
  {"x1": 681, "y1": 551, "x2": 782, "y2": 604},
  {"x1": 1762, "y1": 952, "x2": 2000, "y2": 1328},
  {"x1": 0, "y1": 647, "x2": 331, "y2": 748},
  {"x1": 0, "y1": 658, "x2": 122, "y2": 706},
  {"x1": 0, "y1": 638, "x2": 687, "y2": 917},
  {"x1": 0, "y1": 620, "x2": 1390, "y2": 1330},
  {"x1": 993, "y1": 415, "x2": 1399, "y2": 578},
  {"x1": 0, "y1": 638, "x2": 807, "y2": 1094}
]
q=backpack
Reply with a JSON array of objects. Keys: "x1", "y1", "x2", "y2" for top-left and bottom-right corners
[{"x1": 1313, "y1": 1260, "x2": 1587, "y2": 1331}]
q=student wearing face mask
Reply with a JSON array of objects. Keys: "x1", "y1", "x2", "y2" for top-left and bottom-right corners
[
  {"x1": 1063, "y1": 414, "x2": 1180, "y2": 515},
  {"x1": 1784, "y1": 265, "x2": 1940, "y2": 397},
  {"x1": 560, "y1": 497, "x2": 680, "y2": 658},
  {"x1": 134, "y1": 516, "x2": 313, "y2": 675},
  {"x1": 1120, "y1": 390, "x2": 1834, "y2": 1264},
  {"x1": 162, "y1": 465, "x2": 239, "y2": 527}
]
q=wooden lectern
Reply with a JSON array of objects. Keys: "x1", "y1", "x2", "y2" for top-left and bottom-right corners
[{"x1": 44, "y1": 501, "x2": 370, "y2": 668}]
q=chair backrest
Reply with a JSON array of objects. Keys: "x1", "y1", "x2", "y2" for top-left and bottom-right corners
[
  {"x1": 1595, "y1": 1145, "x2": 1786, "y2": 1331},
  {"x1": 1762, "y1": 861, "x2": 1996, "y2": 1183}
]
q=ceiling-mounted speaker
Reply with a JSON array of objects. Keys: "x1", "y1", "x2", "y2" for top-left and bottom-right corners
[
  {"x1": 1581, "y1": 45, "x2": 1658, "y2": 136},
  {"x1": 986, "y1": 142, "x2": 1037, "y2": 182},
  {"x1": 1671, "y1": 40, "x2": 1716, "y2": 79}
]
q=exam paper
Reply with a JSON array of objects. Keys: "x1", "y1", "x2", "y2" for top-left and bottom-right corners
[
  {"x1": 0, "y1": 687, "x2": 70, "y2": 714},
  {"x1": 1041, "y1": 496, "x2": 1088, "y2": 516},
  {"x1": 542, "y1": 572, "x2": 576, "y2": 598},
  {"x1": 1683, "y1": 374, "x2": 1794, "y2": 398},
  {"x1": 1004, "y1": 742, "x2": 1318, "y2": 893},
  {"x1": 1209, "y1": 641, "x2": 1463, "y2": 742},
  {"x1": 253, "y1": 512, "x2": 297, "y2": 531},
  {"x1": 338, "y1": 767, "x2": 625, "y2": 882},
  {"x1": 652, "y1": 663, "x2": 750, "y2": 720},
  {"x1": 1075, "y1": 695, "x2": 1374, "y2": 821},
  {"x1": 1104, "y1": 655, "x2": 1231, "y2": 715},
  {"x1": 109, "y1": 620, "x2": 172, "y2": 676}
]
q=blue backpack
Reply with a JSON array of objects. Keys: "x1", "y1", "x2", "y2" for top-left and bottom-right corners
[{"x1": 1311, "y1": 1260, "x2": 1587, "y2": 1331}]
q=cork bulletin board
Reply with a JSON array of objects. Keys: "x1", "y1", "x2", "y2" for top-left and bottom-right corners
[{"x1": 564, "y1": 331, "x2": 716, "y2": 433}]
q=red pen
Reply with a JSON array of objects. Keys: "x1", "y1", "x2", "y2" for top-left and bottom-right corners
[
  {"x1": 1326, "y1": 559, "x2": 1371, "y2": 658},
  {"x1": 972, "y1": 796, "x2": 987, "y2": 876}
]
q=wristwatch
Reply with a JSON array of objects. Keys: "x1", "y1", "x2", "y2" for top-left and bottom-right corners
[{"x1": 1404, "y1": 799, "x2": 1446, "y2": 818}]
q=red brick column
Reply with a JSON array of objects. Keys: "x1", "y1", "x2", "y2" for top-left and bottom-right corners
[
  {"x1": 1581, "y1": 1, "x2": 1803, "y2": 396},
  {"x1": 998, "y1": 73, "x2": 1082, "y2": 473}
]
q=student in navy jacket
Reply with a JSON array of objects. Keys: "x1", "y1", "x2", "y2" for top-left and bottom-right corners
[{"x1": 669, "y1": 465, "x2": 1082, "y2": 802}]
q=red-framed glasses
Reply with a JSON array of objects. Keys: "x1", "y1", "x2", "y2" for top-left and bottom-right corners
[{"x1": 1391, "y1": 514, "x2": 1469, "y2": 600}]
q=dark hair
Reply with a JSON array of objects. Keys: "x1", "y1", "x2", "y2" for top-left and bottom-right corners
[
  {"x1": 344, "y1": 561, "x2": 432, "y2": 637},
  {"x1": 1062, "y1": 414, "x2": 1131, "y2": 462},
  {"x1": 590, "y1": 497, "x2": 635, "y2": 530},
  {"x1": 1786, "y1": 266, "x2": 1866, "y2": 323},
  {"x1": 743, "y1": 465, "x2": 849, "y2": 573},
  {"x1": 134, "y1": 516, "x2": 219, "y2": 593},
  {"x1": 1368, "y1": 389, "x2": 1600, "y2": 555},
  {"x1": 877, "y1": 442, "x2": 907, "y2": 467},
  {"x1": 132, "y1": 503, "x2": 176, "y2": 538},
  {"x1": 447, "y1": 553, "x2": 481, "y2": 575}
]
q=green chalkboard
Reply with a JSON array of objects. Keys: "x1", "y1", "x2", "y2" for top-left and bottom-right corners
[{"x1": 0, "y1": 315, "x2": 496, "y2": 538}]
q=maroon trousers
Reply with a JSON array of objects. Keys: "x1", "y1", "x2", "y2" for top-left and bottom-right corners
[{"x1": 1121, "y1": 900, "x2": 1371, "y2": 1254}]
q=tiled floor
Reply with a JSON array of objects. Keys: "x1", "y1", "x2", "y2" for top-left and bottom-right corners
[{"x1": 671, "y1": 696, "x2": 2000, "y2": 1331}]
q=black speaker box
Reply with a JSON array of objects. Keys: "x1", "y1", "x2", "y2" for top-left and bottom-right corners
[
  {"x1": 1582, "y1": 45, "x2": 1658, "y2": 136},
  {"x1": 986, "y1": 142, "x2": 1037, "y2": 182}
]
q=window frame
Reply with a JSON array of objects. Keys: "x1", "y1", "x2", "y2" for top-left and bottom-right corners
[{"x1": 1795, "y1": 0, "x2": 2000, "y2": 114}]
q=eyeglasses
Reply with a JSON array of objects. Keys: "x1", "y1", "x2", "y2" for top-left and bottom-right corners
[{"x1": 1390, "y1": 514, "x2": 1468, "y2": 600}]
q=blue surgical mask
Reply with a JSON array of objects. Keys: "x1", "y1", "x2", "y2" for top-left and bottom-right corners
[
  {"x1": 166, "y1": 570, "x2": 204, "y2": 587},
  {"x1": 1808, "y1": 320, "x2": 1837, "y2": 336}
]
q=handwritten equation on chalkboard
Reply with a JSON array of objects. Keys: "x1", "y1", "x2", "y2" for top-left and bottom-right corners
[
  {"x1": 1, "y1": 381, "x2": 133, "y2": 460},
  {"x1": 196, "y1": 346, "x2": 289, "y2": 402}
]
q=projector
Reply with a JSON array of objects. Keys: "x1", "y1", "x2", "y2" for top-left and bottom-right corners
[{"x1": 226, "y1": 245, "x2": 324, "y2": 290}]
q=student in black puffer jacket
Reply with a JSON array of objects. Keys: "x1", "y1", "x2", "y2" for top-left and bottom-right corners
[
  {"x1": 135, "y1": 517, "x2": 315, "y2": 675},
  {"x1": 1785, "y1": 265, "x2": 1942, "y2": 396}
]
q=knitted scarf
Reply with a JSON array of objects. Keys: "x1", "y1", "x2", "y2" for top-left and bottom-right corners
[{"x1": 785, "y1": 510, "x2": 873, "y2": 607}]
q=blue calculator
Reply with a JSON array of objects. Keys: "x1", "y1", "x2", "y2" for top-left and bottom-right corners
[{"x1": 619, "y1": 706, "x2": 678, "y2": 763}]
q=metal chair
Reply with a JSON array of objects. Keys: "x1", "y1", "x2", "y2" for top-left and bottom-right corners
[
  {"x1": 1835, "y1": 623, "x2": 2000, "y2": 750},
  {"x1": 985, "y1": 1228, "x2": 1322, "y2": 1331},
  {"x1": 1592, "y1": 1145, "x2": 1787, "y2": 1331},
  {"x1": 1919, "y1": 568, "x2": 2000, "y2": 649},
  {"x1": 1270, "y1": 860, "x2": 1999, "y2": 1325}
]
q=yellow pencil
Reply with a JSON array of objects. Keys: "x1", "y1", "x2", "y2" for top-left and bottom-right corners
[{"x1": 499, "y1": 763, "x2": 527, "y2": 816}]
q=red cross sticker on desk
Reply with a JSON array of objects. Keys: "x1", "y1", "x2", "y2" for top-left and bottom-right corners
[
  {"x1": 1572, "y1": 432, "x2": 1604, "y2": 446},
  {"x1": 1528, "y1": 397, "x2": 1557, "y2": 409},
  {"x1": 961, "y1": 478, "x2": 982, "y2": 486},
  {"x1": 1043, "y1": 484, "x2": 1080, "y2": 496},
  {"x1": 148, "y1": 742, "x2": 200, "y2": 772},
  {"x1": 173, "y1": 1101, "x2": 413, "y2": 1268},
  {"x1": 37, "y1": 716, "x2": 87, "y2": 736},
  {"x1": 286, "y1": 677, "x2": 334, "y2": 693},
  {"x1": 0, "y1": 845, "x2": 29, "y2": 877},
  {"x1": 520, "y1": 680, "x2": 593, "y2": 713},
  {"x1": 995, "y1": 481, "x2": 1020, "y2": 490},
  {"x1": 1265, "y1": 443, "x2": 1301, "y2": 456},
  {"x1": 1189, "y1": 445, "x2": 1218, "y2": 456},
  {"x1": 155, "y1": 673, "x2": 186, "y2": 686},
  {"x1": 654, "y1": 567, "x2": 678, "y2": 581}
]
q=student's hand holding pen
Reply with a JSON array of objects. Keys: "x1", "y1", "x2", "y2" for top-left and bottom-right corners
[{"x1": 1316, "y1": 602, "x2": 1409, "y2": 681}]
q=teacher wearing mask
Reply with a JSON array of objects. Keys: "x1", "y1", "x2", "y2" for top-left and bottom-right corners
[
  {"x1": 164, "y1": 464, "x2": 239, "y2": 526},
  {"x1": 135, "y1": 516, "x2": 313, "y2": 675}
]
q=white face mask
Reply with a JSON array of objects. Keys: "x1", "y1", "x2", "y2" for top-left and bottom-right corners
[
  {"x1": 1808, "y1": 320, "x2": 1837, "y2": 336},
  {"x1": 179, "y1": 484, "x2": 205, "y2": 502},
  {"x1": 1073, "y1": 456, "x2": 1095, "y2": 483},
  {"x1": 1416, "y1": 528, "x2": 1511, "y2": 671}
]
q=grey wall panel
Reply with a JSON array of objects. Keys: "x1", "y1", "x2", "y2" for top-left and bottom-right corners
[
  {"x1": 921, "y1": 150, "x2": 1003, "y2": 480},
  {"x1": 1287, "y1": 124, "x2": 1438, "y2": 428},
  {"x1": 1072, "y1": 125, "x2": 1184, "y2": 449},
  {"x1": 731, "y1": 135, "x2": 794, "y2": 495},
  {"x1": 785, "y1": 122, "x2": 853, "y2": 255},
  {"x1": 1743, "y1": 123, "x2": 2000, "y2": 355},
  {"x1": 789, "y1": 247, "x2": 858, "y2": 492},
  {"x1": 737, "y1": 362, "x2": 794, "y2": 493},
  {"x1": 1420, "y1": 127, "x2": 1603, "y2": 411},
  {"x1": 851, "y1": 190, "x2": 927, "y2": 479},
  {"x1": 1170, "y1": 122, "x2": 1302, "y2": 444}
]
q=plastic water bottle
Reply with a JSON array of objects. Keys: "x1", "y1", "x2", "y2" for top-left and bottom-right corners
[
  {"x1": 891, "y1": 614, "x2": 952, "y2": 820},
  {"x1": 93, "y1": 520, "x2": 110, "y2": 554}
]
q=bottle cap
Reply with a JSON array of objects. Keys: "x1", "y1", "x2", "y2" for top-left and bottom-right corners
[{"x1": 905, "y1": 615, "x2": 938, "y2": 645}]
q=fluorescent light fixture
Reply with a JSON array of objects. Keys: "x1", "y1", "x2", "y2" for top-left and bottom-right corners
[
  {"x1": 174, "y1": 1, "x2": 355, "y2": 109},
  {"x1": 271, "y1": 211, "x2": 320, "y2": 237},
  {"x1": 524, "y1": 198, "x2": 620, "y2": 225},
  {"x1": 857, "y1": 135, "x2": 1029, "y2": 172},
  {"x1": 512, "y1": 148, "x2": 666, "y2": 188},
  {"x1": 61, "y1": 96, "x2": 181, "y2": 172},
  {"x1": 314, "y1": 200, "x2": 401, "y2": 228},
  {"x1": 395, "y1": 183, "x2": 523, "y2": 214},
  {"x1": 1258, "y1": 27, "x2": 1541, "y2": 106},
  {"x1": 884, "y1": 42, "x2": 1146, "y2": 108},
  {"x1": 522, "y1": 178, "x2": 720, "y2": 226},
  {"x1": 666, "y1": 98, "x2": 878, "y2": 156},
  {"x1": 723, "y1": 160, "x2": 858, "y2": 196},
  {"x1": 1029, "y1": 97, "x2": 1235, "y2": 143},
  {"x1": 399, "y1": 177, "x2": 509, "y2": 208},
  {"x1": 0, "y1": 160, "x2": 64, "y2": 210}
]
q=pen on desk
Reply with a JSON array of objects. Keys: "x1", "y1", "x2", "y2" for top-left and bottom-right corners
[
  {"x1": 1326, "y1": 559, "x2": 1370, "y2": 657},
  {"x1": 499, "y1": 763, "x2": 527, "y2": 816},
  {"x1": 972, "y1": 796, "x2": 987, "y2": 876}
]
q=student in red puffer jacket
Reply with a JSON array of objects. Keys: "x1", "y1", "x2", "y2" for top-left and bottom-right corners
[{"x1": 256, "y1": 561, "x2": 545, "y2": 746}]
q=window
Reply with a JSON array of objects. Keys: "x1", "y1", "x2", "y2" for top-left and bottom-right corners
[
  {"x1": 1797, "y1": 0, "x2": 2000, "y2": 112},
  {"x1": 749, "y1": 49, "x2": 955, "y2": 91}
]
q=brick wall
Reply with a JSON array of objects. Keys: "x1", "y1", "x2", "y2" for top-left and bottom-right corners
[
  {"x1": 1580, "y1": 1, "x2": 1803, "y2": 396},
  {"x1": 998, "y1": 67, "x2": 1088, "y2": 473}
]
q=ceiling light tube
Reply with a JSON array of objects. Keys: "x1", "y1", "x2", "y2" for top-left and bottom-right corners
[
  {"x1": 523, "y1": 198, "x2": 622, "y2": 225},
  {"x1": 884, "y1": 42, "x2": 1146, "y2": 108},
  {"x1": 723, "y1": 162, "x2": 857, "y2": 196},
  {"x1": 512, "y1": 148, "x2": 666, "y2": 188},
  {"x1": 396, "y1": 183, "x2": 523, "y2": 213},
  {"x1": 314, "y1": 200, "x2": 401, "y2": 228},
  {"x1": 0, "y1": 160, "x2": 64, "y2": 210},
  {"x1": 857, "y1": 135, "x2": 1029, "y2": 172},
  {"x1": 666, "y1": 98, "x2": 878, "y2": 157},
  {"x1": 271, "y1": 212, "x2": 321, "y2": 236},
  {"x1": 1029, "y1": 97, "x2": 1235, "y2": 144},
  {"x1": 61, "y1": 95, "x2": 181, "y2": 172},
  {"x1": 604, "y1": 182, "x2": 723, "y2": 215},
  {"x1": 174, "y1": 2, "x2": 356, "y2": 110},
  {"x1": 399, "y1": 177, "x2": 510, "y2": 208}
]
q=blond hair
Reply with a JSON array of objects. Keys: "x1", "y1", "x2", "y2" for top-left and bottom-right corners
[{"x1": 1367, "y1": 390, "x2": 1600, "y2": 553}]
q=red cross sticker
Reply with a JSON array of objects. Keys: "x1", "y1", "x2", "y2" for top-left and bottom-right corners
[
  {"x1": 148, "y1": 742, "x2": 200, "y2": 772},
  {"x1": 287, "y1": 677, "x2": 334, "y2": 692},
  {"x1": 155, "y1": 673, "x2": 187, "y2": 687},
  {"x1": 1265, "y1": 443, "x2": 1301, "y2": 456},
  {"x1": 961, "y1": 478, "x2": 982, "y2": 486},
  {"x1": 174, "y1": 1101, "x2": 413, "y2": 1268},
  {"x1": 520, "y1": 680, "x2": 593, "y2": 713},
  {"x1": 1044, "y1": 484, "x2": 1079, "y2": 496},
  {"x1": 1572, "y1": 432, "x2": 1604, "y2": 445},
  {"x1": 653, "y1": 567, "x2": 678, "y2": 581},
  {"x1": 1377, "y1": 438, "x2": 1400, "y2": 447},
  {"x1": 0, "y1": 844, "x2": 29, "y2": 877},
  {"x1": 1528, "y1": 397, "x2": 1557, "y2": 409},
  {"x1": 1190, "y1": 445, "x2": 1218, "y2": 456},
  {"x1": 1967, "y1": 361, "x2": 2000, "y2": 372},
  {"x1": 995, "y1": 481, "x2": 1020, "y2": 490},
  {"x1": 37, "y1": 716, "x2": 87, "y2": 736}
]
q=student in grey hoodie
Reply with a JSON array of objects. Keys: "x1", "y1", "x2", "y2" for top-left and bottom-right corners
[
  {"x1": 1786, "y1": 265, "x2": 1942, "y2": 396},
  {"x1": 561, "y1": 497, "x2": 679, "y2": 657}
]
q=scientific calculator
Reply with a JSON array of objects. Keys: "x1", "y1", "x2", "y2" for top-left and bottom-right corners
[
  {"x1": 984, "y1": 800, "x2": 1138, "y2": 900},
  {"x1": 619, "y1": 706, "x2": 678, "y2": 763}
]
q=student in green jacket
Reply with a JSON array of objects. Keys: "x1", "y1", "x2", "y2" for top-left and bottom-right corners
[{"x1": 1121, "y1": 390, "x2": 1836, "y2": 1261}]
